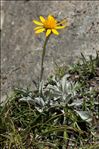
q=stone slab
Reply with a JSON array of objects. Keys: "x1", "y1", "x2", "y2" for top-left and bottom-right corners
[{"x1": 1, "y1": 1, "x2": 99, "y2": 100}]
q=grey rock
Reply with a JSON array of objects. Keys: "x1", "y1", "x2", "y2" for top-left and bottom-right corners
[{"x1": 1, "y1": 1, "x2": 99, "y2": 100}]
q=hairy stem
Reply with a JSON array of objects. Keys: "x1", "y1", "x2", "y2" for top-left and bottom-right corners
[{"x1": 40, "y1": 35, "x2": 50, "y2": 82}]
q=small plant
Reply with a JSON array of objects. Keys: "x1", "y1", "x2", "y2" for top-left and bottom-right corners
[{"x1": 33, "y1": 15, "x2": 69, "y2": 82}]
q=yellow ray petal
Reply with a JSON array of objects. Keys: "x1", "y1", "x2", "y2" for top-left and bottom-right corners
[
  {"x1": 56, "y1": 26, "x2": 65, "y2": 29},
  {"x1": 48, "y1": 15, "x2": 55, "y2": 21},
  {"x1": 46, "y1": 29, "x2": 51, "y2": 37},
  {"x1": 40, "y1": 16, "x2": 45, "y2": 23},
  {"x1": 33, "y1": 20, "x2": 43, "y2": 25},
  {"x1": 35, "y1": 28, "x2": 45, "y2": 34},
  {"x1": 34, "y1": 26, "x2": 43, "y2": 31},
  {"x1": 52, "y1": 29, "x2": 59, "y2": 35},
  {"x1": 48, "y1": 15, "x2": 52, "y2": 20}
]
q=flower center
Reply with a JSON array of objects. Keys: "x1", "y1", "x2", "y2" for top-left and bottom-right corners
[{"x1": 43, "y1": 19, "x2": 57, "y2": 29}]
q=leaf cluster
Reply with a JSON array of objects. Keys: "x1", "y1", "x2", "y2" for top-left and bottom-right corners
[{"x1": 0, "y1": 53, "x2": 99, "y2": 149}]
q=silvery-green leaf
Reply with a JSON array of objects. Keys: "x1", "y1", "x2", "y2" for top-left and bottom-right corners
[
  {"x1": 65, "y1": 94, "x2": 72, "y2": 104},
  {"x1": 48, "y1": 85, "x2": 62, "y2": 96},
  {"x1": 35, "y1": 107, "x2": 43, "y2": 113},
  {"x1": 35, "y1": 97, "x2": 45, "y2": 107},
  {"x1": 62, "y1": 93, "x2": 67, "y2": 101},
  {"x1": 53, "y1": 97, "x2": 60, "y2": 101},
  {"x1": 75, "y1": 110, "x2": 92, "y2": 122},
  {"x1": 69, "y1": 100, "x2": 83, "y2": 107},
  {"x1": 94, "y1": 101, "x2": 99, "y2": 105},
  {"x1": 19, "y1": 97, "x2": 34, "y2": 104},
  {"x1": 48, "y1": 85, "x2": 60, "y2": 92},
  {"x1": 61, "y1": 75, "x2": 67, "y2": 93}
]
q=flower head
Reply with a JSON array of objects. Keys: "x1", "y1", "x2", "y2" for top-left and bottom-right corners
[{"x1": 33, "y1": 15, "x2": 69, "y2": 37}]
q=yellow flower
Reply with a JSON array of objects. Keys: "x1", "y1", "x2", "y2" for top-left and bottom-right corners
[{"x1": 33, "y1": 15, "x2": 69, "y2": 37}]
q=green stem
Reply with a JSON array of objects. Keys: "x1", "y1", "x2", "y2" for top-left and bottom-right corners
[{"x1": 40, "y1": 35, "x2": 50, "y2": 82}]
